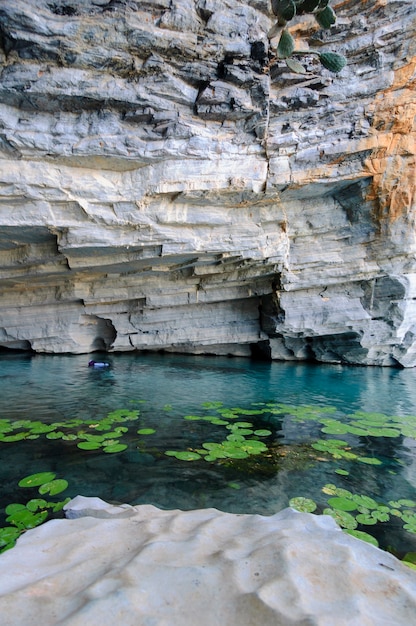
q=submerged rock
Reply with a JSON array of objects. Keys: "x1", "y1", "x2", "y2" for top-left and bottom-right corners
[{"x1": 0, "y1": 496, "x2": 415, "y2": 625}]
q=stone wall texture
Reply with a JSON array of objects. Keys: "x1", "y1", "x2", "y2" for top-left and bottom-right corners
[{"x1": 0, "y1": 0, "x2": 415, "y2": 365}]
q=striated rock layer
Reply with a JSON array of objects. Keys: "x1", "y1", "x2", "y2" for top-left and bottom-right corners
[
  {"x1": 0, "y1": 0, "x2": 415, "y2": 365},
  {"x1": 0, "y1": 496, "x2": 415, "y2": 625}
]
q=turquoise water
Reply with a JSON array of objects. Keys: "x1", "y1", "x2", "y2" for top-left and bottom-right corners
[{"x1": 1, "y1": 351, "x2": 416, "y2": 555}]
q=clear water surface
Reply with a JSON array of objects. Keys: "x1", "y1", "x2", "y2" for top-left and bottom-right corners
[{"x1": 1, "y1": 352, "x2": 416, "y2": 555}]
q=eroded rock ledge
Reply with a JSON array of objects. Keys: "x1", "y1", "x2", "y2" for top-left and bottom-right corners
[
  {"x1": 0, "y1": 496, "x2": 415, "y2": 625},
  {"x1": 0, "y1": 0, "x2": 415, "y2": 365}
]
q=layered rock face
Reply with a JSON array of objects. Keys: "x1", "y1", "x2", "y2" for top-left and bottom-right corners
[{"x1": 0, "y1": 0, "x2": 415, "y2": 365}]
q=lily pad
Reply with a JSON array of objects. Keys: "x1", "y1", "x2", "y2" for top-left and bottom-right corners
[
  {"x1": 6, "y1": 508, "x2": 48, "y2": 529},
  {"x1": 137, "y1": 428, "x2": 156, "y2": 435},
  {"x1": 323, "y1": 508, "x2": 357, "y2": 530},
  {"x1": 103, "y1": 443, "x2": 128, "y2": 454},
  {"x1": 352, "y1": 495, "x2": 378, "y2": 510},
  {"x1": 355, "y1": 513, "x2": 378, "y2": 525},
  {"x1": 289, "y1": 497, "x2": 317, "y2": 513},
  {"x1": 344, "y1": 529, "x2": 379, "y2": 547},
  {"x1": 167, "y1": 451, "x2": 201, "y2": 461},
  {"x1": 356, "y1": 457, "x2": 382, "y2": 465},
  {"x1": 327, "y1": 497, "x2": 357, "y2": 512},
  {"x1": 18, "y1": 472, "x2": 56, "y2": 488},
  {"x1": 38, "y1": 479, "x2": 68, "y2": 496},
  {"x1": 26, "y1": 499, "x2": 48, "y2": 512},
  {"x1": 77, "y1": 441, "x2": 102, "y2": 450}
]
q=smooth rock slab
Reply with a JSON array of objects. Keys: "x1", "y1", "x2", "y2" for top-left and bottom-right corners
[{"x1": 0, "y1": 497, "x2": 415, "y2": 625}]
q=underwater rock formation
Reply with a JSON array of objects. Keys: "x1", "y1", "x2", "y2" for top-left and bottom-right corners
[
  {"x1": 0, "y1": 497, "x2": 415, "y2": 625},
  {"x1": 0, "y1": 0, "x2": 415, "y2": 365}
]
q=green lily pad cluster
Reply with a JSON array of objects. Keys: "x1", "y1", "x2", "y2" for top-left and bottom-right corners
[
  {"x1": 166, "y1": 408, "x2": 272, "y2": 463},
  {"x1": 311, "y1": 438, "x2": 382, "y2": 466},
  {"x1": 0, "y1": 409, "x2": 140, "y2": 454},
  {"x1": 290, "y1": 483, "x2": 416, "y2": 548},
  {"x1": 0, "y1": 472, "x2": 70, "y2": 554}
]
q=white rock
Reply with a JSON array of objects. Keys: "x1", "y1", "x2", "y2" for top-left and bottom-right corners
[{"x1": 0, "y1": 498, "x2": 415, "y2": 625}]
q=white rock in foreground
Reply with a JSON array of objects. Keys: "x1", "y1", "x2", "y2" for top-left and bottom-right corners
[{"x1": 0, "y1": 497, "x2": 415, "y2": 626}]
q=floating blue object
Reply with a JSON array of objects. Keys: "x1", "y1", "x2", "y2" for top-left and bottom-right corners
[{"x1": 88, "y1": 360, "x2": 110, "y2": 368}]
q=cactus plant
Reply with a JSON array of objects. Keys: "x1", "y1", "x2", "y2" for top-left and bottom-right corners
[
  {"x1": 269, "y1": 0, "x2": 347, "y2": 74},
  {"x1": 271, "y1": 0, "x2": 296, "y2": 22},
  {"x1": 277, "y1": 29, "x2": 295, "y2": 58},
  {"x1": 315, "y1": 5, "x2": 336, "y2": 28},
  {"x1": 318, "y1": 51, "x2": 347, "y2": 73}
]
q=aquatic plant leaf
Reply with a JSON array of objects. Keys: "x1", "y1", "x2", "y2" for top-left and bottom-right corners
[
  {"x1": 171, "y1": 451, "x2": 201, "y2": 461},
  {"x1": 229, "y1": 428, "x2": 253, "y2": 436},
  {"x1": 5, "y1": 503, "x2": 26, "y2": 515},
  {"x1": 52, "y1": 498, "x2": 71, "y2": 512},
  {"x1": 62, "y1": 434, "x2": 78, "y2": 441},
  {"x1": 333, "y1": 488, "x2": 353, "y2": 498},
  {"x1": 1, "y1": 432, "x2": 30, "y2": 442},
  {"x1": 344, "y1": 529, "x2": 379, "y2": 547},
  {"x1": 0, "y1": 527, "x2": 21, "y2": 544},
  {"x1": 356, "y1": 457, "x2": 382, "y2": 465},
  {"x1": 335, "y1": 469, "x2": 349, "y2": 476},
  {"x1": 184, "y1": 415, "x2": 201, "y2": 421},
  {"x1": 46, "y1": 431, "x2": 65, "y2": 440},
  {"x1": 226, "y1": 434, "x2": 245, "y2": 442},
  {"x1": 38, "y1": 479, "x2": 68, "y2": 496},
  {"x1": 240, "y1": 439, "x2": 267, "y2": 454},
  {"x1": 323, "y1": 508, "x2": 357, "y2": 530},
  {"x1": 6, "y1": 508, "x2": 48, "y2": 529},
  {"x1": 346, "y1": 426, "x2": 372, "y2": 436},
  {"x1": 397, "y1": 499, "x2": 416, "y2": 508},
  {"x1": 137, "y1": 428, "x2": 156, "y2": 435},
  {"x1": 352, "y1": 495, "x2": 378, "y2": 510},
  {"x1": 77, "y1": 441, "x2": 102, "y2": 450},
  {"x1": 321, "y1": 424, "x2": 349, "y2": 435},
  {"x1": 103, "y1": 443, "x2": 128, "y2": 454},
  {"x1": 327, "y1": 497, "x2": 357, "y2": 512},
  {"x1": 29, "y1": 423, "x2": 56, "y2": 434},
  {"x1": 289, "y1": 497, "x2": 317, "y2": 513},
  {"x1": 114, "y1": 426, "x2": 129, "y2": 434},
  {"x1": 355, "y1": 513, "x2": 378, "y2": 525},
  {"x1": 403, "y1": 552, "x2": 416, "y2": 565},
  {"x1": 227, "y1": 482, "x2": 241, "y2": 490},
  {"x1": 254, "y1": 429, "x2": 272, "y2": 437},
  {"x1": 18, "y1": 472, "x2": 56, "y2": 488},
  {"x1": 322, "y1": 484, "x2": 337, "y2": 495},
  {"x1": 371, "y1": 510, "x2": 390, "y2": 522},
  {"x1": 224, "y1": 449, "x2": 249, "y2": 459},
  {"x1": 26, "y1": 499, "x2": 48, "y2": 512},
  {"x1": 403, "y1": 524, "x2": 416, "y2": 533},
  {"x1": 201, "y1": 401, "x2": 223, "y2": 409}
]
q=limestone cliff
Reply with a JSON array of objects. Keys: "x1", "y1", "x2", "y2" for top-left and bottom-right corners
[{"x1": 0, "y1": 0, "x2": 415, "y2": 365}]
